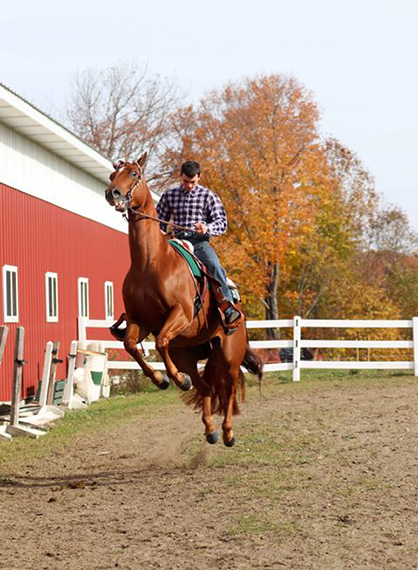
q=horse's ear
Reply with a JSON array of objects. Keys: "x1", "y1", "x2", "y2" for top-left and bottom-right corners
[
  {"x1": 113, "y1": 160, "x2": 124, "y2": 170},
  {"x1": 137, "y1": 152, "x2": 148, "y2": 168}
]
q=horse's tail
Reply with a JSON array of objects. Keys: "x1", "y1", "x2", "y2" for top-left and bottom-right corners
[{"x1": 241, "y1": 345, "x2": 264, "y2": 381}]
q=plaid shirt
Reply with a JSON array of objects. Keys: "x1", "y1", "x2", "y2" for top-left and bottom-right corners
[{"x1": 156, "y1": 184, "x2": 227, "y2": 237}]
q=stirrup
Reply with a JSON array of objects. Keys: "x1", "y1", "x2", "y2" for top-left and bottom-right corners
[{"x1": 217, "y1": 301, "x2": 244, "y2": 334}]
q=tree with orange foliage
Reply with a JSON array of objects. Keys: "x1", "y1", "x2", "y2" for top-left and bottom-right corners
[{"x1": 165, "y1": 74, "x2": 334, "y2": 335}]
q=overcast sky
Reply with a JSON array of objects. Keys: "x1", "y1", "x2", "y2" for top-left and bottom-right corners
[{"x1": 2, "y1": 0, "x2": 417, "y2": 228}]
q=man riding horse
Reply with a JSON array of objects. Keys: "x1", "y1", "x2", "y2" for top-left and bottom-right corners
[{"x1": 157, "y1": 160, "x2": 243, "y2": 331}]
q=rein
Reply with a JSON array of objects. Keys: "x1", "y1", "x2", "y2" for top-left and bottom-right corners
[{"x1": 126, "y1": 208, "x2": 200, "y2": 234}]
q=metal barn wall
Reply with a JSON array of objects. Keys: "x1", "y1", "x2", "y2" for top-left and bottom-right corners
[
  {"x1": 0, "y1": 122, "x2": 127, "y2": 234},
  {"x1": 0, "y1": 182, "x2": 130, "y2": 401}
]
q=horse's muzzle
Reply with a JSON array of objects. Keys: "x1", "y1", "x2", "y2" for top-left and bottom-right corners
[{"x1": 105, "y1": 187, "x2": 131, "y2": 212}]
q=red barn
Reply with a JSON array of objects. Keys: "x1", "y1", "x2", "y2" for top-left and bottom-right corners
[{"x1": 0, "y1": 83, "x2": 158, "y2": 402}]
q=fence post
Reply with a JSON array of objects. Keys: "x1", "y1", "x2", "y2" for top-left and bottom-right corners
[
  {"x1": 78, "y1": 317, "x2": 87, "y2": 347},
  {"x1": 38, "y1": 342, "x2": 53, "y2": 407},
  {"x1": 0, "y1": 325, "x2": 9, "y2": 367},
  {"x1": 63, "y1": 340, "x2": 78, "y2": 405},
  {"x1": 46, "y1": 341, "x2": 61, "y2": 405},
  {"x1": 0, "y1": 326, "x2": 11, "y2": 439},
  {"x1": 413, "y1": 317, "x2": 418, "y2": 377},
  {"x1": 7, "y1": 328, "x2": 46, "y2": 439},
  {"x1": 9, "y1": 327, "x2": 25, "y2": 427},
  {"x1": 293, "y1": 316, "x2": 301, "y2": 382}
]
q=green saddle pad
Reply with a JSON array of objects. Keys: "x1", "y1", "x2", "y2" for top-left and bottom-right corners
[{"x1": 169, "y1": 240, "x2": 202, "y2": 280}]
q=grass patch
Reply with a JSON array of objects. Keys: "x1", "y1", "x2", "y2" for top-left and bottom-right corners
[
  {"x1": 230, "y1": 512, "x2": 303, "y2": 539},
  {"x1": 1, "y1": 370, "x2": 414, "y2": 470},
  {"x1": 257, "y1": 368, "x2": 415, "y2": 393},
  {"x1": 0, "y1": 386, "x2": 182, "y2": 467}
]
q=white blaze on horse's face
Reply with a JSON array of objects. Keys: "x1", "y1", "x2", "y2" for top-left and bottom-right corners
[{"x1": 105, "y1": 163, "x2": 141, "y2": 212}]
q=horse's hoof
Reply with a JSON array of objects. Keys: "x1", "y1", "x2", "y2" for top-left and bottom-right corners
[
  {"x1": 206, "y1": 430, "x2": 219, "y2": 445},
  {"x1": 179, "y1": 374, "x2": 192, "y2": 392},
  {"x1": 158, "y1": 375, "x2": 170, "y2": 390},
  {"x1": 224, "y1": 435, "x2": 236, "y2": 448}
]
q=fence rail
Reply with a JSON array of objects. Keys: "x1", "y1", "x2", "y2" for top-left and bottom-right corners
[{"x1": 78, "y1": 316, "x2": 418, "y2": 382}]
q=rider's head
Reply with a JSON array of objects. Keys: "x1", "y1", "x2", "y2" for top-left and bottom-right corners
[
  {"x1": 180, "y1": 161, "x2": 201, "y2": 192},
  {"x1": 181, "y1": 161, "x2": 201, "y2": 178}
]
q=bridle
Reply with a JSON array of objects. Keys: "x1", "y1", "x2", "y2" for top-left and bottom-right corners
[{"x1": 108, "y1": 162, "x2": 143, "y2": 211}]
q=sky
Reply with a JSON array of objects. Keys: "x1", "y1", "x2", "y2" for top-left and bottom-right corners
[{"x1": 2, "y1": 0, "x2": 418, "y2": 228}]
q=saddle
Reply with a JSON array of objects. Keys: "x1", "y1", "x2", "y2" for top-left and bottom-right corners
[{"x1": 169, "y1": 239, "x2": 243, "y2": 332}]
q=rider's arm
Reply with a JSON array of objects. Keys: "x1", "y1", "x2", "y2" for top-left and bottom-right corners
[{"x1": 206, "y1": 192, "x2": 227, "y2": 236}]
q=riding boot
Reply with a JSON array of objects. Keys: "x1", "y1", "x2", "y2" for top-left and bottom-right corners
[{"x1": 210, "y1": 284, "x2": 244, "y2": 333}]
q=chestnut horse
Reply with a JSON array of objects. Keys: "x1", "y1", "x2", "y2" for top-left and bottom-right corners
[{"x1": 105, "y1": 153, "x2": 263, "y2": 446}]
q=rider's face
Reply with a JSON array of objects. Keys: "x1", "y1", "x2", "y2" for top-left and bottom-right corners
[{"x1": 181, "y1": 173, "x2": 200, "y2": 192}]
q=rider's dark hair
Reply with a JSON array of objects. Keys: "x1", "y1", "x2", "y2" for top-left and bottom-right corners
[{"x1": 181, "y1": 160, "x2": 201, "y2": 178}]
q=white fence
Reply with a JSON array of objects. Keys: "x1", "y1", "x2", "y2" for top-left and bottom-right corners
[{"x1": 78, "y1": 316, "x2": 418, "y2": 382}]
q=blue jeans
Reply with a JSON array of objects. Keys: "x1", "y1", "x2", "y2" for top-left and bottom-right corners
[{"x1": 179, "y1": 235, "x2": 233, "y2": 304}]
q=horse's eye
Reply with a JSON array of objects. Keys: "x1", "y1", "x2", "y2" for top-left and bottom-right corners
[{"x1": 132, "y1": 171, "x2": 137, "y2": 177}]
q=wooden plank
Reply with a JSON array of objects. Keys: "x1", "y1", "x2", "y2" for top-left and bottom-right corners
[
  {"x1": 9, "y1": 327, "x2": 25, "y2": 427},
  {"x1": 38, "y1": 342, "x2": 53, "y2": 407},
  {"x1": 46, "y1": 341, "x2": 60, "y2": 406},
  {"x1": 83, "y1": 318, "x2": 115, "y2": 328},
  {"x1": 246, "y1": 320, "x2": 293, "y2": 329},
  {"x1": 413, "y1": 317, "x2": 418, "y2": 377},
  {"x1": 78, "y1": 317, "x2": 88, "y2": 342},
  {"x1": 62, "y1": 340, "x2": 78, "y2": 405},
  {"x1": 300, "y1": 340, "x2": 413, "y2": 349},
  {"x1": 301, "y1": 361, "x2": 414, "y2": 370},
  {"x1": 0, "y1": 325, "x2": 9, "y2": 367},
  {"x1": 300, "y1": 319, "x2": 412, "y2": 329}
]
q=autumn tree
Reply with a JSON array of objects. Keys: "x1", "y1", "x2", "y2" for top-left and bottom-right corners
[
  {"x1": 66, "y1": 62, "x2": 182, "y2": 179},
  {"x1": 165, "y1": 74, "x2": 336, "y2": 334}
]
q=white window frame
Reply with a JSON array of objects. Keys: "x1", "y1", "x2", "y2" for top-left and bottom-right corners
[
  {"x1": 2, "y1": 265, "x2": 19, "y2": 323},
  {"x1": 105, "y1": 281, "x2": 114, "y2": 319},
  {"x1": 78, "y1": 277, "x2": 89, "y2": 318},
  {"x1": 45, "y1": 272, "x2": 58, "y2": 322}
]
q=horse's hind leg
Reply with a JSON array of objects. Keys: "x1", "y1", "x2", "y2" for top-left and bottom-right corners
[
  {"x1": 124, "y1": 322, "x2": 170, "y2": 389},
  {"x1": 221, "y1": 368, "x2": 241, "y2": 447},
  {"x1": 203, "y1": 394, "x2": 219, "y2": 444},
  {"x1": 200, "y1": 362, "x2": 220, "y2": 444},
  {"x1": 170, "y1": 348, "x2": 219, "y2": 443}
]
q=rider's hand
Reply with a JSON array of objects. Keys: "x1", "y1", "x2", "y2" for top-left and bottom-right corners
[{"x1": 194, "y1": 222, "x2": 208, "y2": 235}]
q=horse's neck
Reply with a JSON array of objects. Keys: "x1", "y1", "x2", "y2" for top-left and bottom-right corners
[{"x1": 128, "y1": 196, "x2": 169, "y2": 271}]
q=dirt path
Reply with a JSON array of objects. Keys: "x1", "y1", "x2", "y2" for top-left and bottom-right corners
[{"x1": 1, "y1": 374, "x2": 418, "y2": 569}]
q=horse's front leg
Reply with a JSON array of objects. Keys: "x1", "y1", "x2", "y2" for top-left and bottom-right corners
[
  {"x1": 124, "y1": 322, "x2": 170, "y2": 390},
  {"x1": 155, "y1": 306, "x2": 193, "y2": 392}
]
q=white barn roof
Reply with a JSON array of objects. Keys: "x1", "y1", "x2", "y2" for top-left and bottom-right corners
[{"x1": 0, "y1": 83, "x2": 159, "y2": 202}]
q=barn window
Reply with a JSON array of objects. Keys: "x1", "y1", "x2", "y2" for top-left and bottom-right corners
[
  {"x1": 78, "y1": 277, "x2": 89, "y2": 318},
  {"x1": 105, "y1": 281, "x2": 114, "y2": 319},
  {"x1": 2, "y1": 265, "x2": 19, "y2": 323},
  {"x1": 45, "y1": 272, "x2": 58, "y2": 322}
]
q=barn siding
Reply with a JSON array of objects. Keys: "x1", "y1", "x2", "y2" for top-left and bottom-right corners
[
  {"x1": 0, "y1": 122, "x2": 126, "y2": 234},
  {"x1": 0, "y1": 182, "x2": 130, "y2": 401}
]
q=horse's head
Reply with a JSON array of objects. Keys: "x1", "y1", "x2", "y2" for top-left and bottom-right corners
[{"x1": 105, "y1": 152, "x2": 148, "y2": 213}]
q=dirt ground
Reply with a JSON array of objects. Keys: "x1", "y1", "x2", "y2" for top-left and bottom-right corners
[{"x1": 1, "y1": 373, "x2": 418, "y2": 570}]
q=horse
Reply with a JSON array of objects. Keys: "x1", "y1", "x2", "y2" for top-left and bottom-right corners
[{"x1": 105, "y1": 153, "x2": 263, "y2": 446}]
